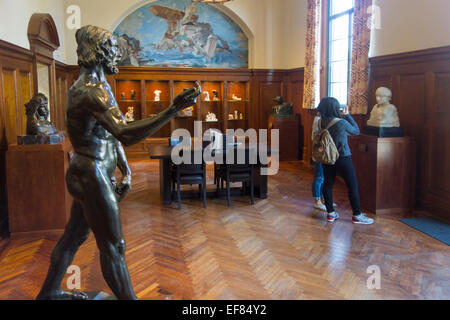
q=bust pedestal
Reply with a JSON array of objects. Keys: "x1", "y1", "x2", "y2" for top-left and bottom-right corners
[
  {"x1": 362, "y1": 126, "x2": 404, "y2": 138},
  {"x1": 349, "y1": 134, "x2": 416, "y2": 216},
  {"x1": 6, "y1": 140, "x2": 73, "y2": 238}
]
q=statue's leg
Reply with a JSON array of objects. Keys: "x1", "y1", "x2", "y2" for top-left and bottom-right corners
[
  {"x1": 36, "y1": 200, "x2": 91, "y2": 300},
  {"x1": 80, "y1": 167, "x2": 137, "y2": 300}
]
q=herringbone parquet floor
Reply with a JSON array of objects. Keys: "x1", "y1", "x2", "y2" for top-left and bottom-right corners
[{"x1": 0, "y1": 160, "x2": 448, "y2": 300}]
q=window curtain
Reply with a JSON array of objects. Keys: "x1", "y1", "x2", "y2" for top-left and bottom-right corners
[
  {"x1": 348, "y1": 0, "x2": 373, "y2": 114},
  {"x1": 302, "y1": 0, "x2": 322, "y2": 109}
]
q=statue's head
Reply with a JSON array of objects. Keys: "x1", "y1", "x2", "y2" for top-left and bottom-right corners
[
  {"x1": 128, "y1": 106, "x2": 134, "y2": 112},
  {"x1": 274, "y1": 96, "x2": 283, "y2": 105},
  {"x1": 25, "y1": 93, "x2": 49, "y2": 120},
  {"x1": 75, "y1": 25, "x2": 121, "y2": 74},
  {"x1": 376, "y1": 87, "x2": 392, "y2": 105}
]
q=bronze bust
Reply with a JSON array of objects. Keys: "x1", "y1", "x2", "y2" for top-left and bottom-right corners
[
  {"x1": 271, "y1": 96, "x2": 294, "y2": 118},
  {"x1": 36, "y1": 25, "x2": 200, "y2": 300},
  {"x1": 25, "y1": 93, "x2": 59, "y2": 136}
]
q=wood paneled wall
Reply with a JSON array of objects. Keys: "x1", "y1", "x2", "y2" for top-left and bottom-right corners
[
  {"x1": 0, "y1": 40, "x2": 34, "y2": 229},
  {"x1": 368, "y1": 46, "x2": 450, "y2": 219},
  {"x1": 55, "y1": 62, "x2": 76, "y2": 131}
]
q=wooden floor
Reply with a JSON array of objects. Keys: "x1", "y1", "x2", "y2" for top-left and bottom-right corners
[{"x1": 0, "y1": 160, "x2": 448, "y2": 300}]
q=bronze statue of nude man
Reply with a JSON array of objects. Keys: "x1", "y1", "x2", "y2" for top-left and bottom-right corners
[{"x1": 36, "y1": 25, "x2": 200, "y2": 300}]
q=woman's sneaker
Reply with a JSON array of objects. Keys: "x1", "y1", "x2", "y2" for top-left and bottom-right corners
[
  {"x1": 314, "y1": 200, "x2": 327, "y2": 211},
  {"x1": 327, "y1": 212, "x2": 340, "y2": 223},
  {"x1": 352, "y1": 213, "x2": 374, "y2": 225}
]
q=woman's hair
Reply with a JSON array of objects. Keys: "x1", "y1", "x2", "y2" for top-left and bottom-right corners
[
  {"x1": 317, "y1": 97, "x2": 341, "y2": 119},
  {"x1": 75, "y1": 25, "x2": 113, "y2": 68}
]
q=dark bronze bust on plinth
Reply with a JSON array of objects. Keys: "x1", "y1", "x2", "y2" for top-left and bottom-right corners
[
  {"x1": 17, "y1": 93, "x2": 64, "y2": 144},
  {"x1": 36, "y1": 25, "x2": 200, "y2": 300},
  {"x1": 271, "y1": 96, "x2": 294, "y2": 118}
]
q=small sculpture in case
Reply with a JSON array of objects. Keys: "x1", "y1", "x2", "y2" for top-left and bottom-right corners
[
  {"x1": 212, "y1": 90, "x2": 220, "y2": 101},
  {"x1": 125, "y1": 106, "x2": 135, "y2": 122},
  {"x1": 154, "y1": 90, "x2": 161, "y2": 101}
]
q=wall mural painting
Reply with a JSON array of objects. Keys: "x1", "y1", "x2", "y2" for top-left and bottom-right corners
[{"x1": 113, "y1": 0, "x2": 249, "y2": 68}]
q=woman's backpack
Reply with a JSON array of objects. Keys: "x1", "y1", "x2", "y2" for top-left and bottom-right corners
[{"x1": 311, "y1": 118, "x2": 341, "y2": 165}]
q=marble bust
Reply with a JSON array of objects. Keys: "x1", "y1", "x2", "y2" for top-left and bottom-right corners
[{"x1": 367, "y1": 87, "x2": 400, "y2": 127}]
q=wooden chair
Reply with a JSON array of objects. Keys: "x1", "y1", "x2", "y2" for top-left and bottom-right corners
[
  {"x1": 170, "y1": 149, "x2": 207, "y2": 209},
  {"x1": 215, "y1": 147, "x2": 255, "y2": 206}
]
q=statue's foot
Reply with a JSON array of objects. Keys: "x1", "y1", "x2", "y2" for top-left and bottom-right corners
[{"x1": 36, "y1": 289, "x2": 88, "y2": 300}]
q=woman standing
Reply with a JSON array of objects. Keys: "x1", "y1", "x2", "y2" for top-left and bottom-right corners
[
  {"x1": 317, "y1": 97, "x2": 374, "y2": 225},
  {"x1": 311, "y1": 113, "x2": 326, "y2": 211}
]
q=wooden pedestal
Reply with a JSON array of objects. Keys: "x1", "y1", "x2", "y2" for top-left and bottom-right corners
[
  {"x1": 6, "y1": 141, "x2": 72, "y2": 238},
  {"x1": 349, "y1": 134, "x2": 416, "y2": 216},
  {"x1": 268, "y1": 116, "x2": 299, "y2": 161}
]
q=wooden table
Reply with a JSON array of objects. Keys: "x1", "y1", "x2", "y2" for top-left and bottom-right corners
[{"x1": 148, "y1": 145, "x2": 270, "y2": 205}]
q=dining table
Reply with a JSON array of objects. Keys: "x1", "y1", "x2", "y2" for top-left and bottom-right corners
[{"x1": 148, "y1": 144, "x2": 272, "y2": 205}]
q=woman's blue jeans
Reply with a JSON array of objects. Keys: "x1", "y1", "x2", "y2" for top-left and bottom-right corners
[{"x1": 312, "y1": 162, "x2": 324, "y2": 199}]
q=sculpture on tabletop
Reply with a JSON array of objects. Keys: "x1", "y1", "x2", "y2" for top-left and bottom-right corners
[
  {"x1": 17, "y1": 93, "x2": 64, "y2": 144},
  {"x1": 271, "y1": 96, "x2": 294, "y2": 118},
  {"x1": 36, "y1": 25, "x2": 201, "y2": 300},
  {"x1": 363, "y1": 87, "x2": 403, "y2": 137}
]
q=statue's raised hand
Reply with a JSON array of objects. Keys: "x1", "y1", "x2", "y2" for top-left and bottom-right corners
[{"x1": 172, "y1": 81, "x2": 201, "y2": 113}]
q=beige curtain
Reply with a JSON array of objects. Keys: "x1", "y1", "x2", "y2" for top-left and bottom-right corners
[
  {"x1": 348, "y1": 0, "x2": 373, "y2": 114},
  {"x1": 303, "y1": 0, "x2": 322, "y2": 109}
]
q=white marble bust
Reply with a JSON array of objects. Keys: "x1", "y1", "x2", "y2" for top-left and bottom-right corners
[{"x1": 367, "y1": 87, "x2": 400, "y2": 127}]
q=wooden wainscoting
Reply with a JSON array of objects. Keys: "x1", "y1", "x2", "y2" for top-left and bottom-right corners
[
  {"x1": 368, "y1": 46, "x2": 450, "y2": 220},
  {"x1": 0, "y1": 40, "x2": 35, "y2": 230}
]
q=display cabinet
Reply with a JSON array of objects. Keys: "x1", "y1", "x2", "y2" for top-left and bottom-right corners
[
  {"x1": 145, "y1": 80, "x2": 171, "y2": 137},
  {"x1": 199, "y1": 81, "x2": 224, "y2": 134},
  {"x1": 110, "y1": 67, "x2": 253, "y2": 159},
  {"x1": 226, "y1": 81, "x2": 250, "y2": 132},
  {"x1": 174, "y1": 81, "x2": 198, "y2": 136},
  {"x1": 115, "y1": 80, "x2": 142, "y2": 121}
]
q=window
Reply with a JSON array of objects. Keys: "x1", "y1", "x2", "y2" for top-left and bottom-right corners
[{"x1": 326, "y1": 0, "x2": 354, "y2": 105}]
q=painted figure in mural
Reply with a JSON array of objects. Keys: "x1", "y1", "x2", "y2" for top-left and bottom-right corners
[
  {"x1": 25, "y1": 93, "x2": 59, "y2": 136},
  {"x1": 36, "y1": 25, "x2": 200, "y2": 300},
  {"x1": 114, "y1": 0, "x2": 248, "y2": 68}
]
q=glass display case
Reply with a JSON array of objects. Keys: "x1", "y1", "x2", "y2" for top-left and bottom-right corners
[
  {"x1": 174, "y1": 81, "x2": 198, "y2": 137},
  {"x1": 145, "y1": 80, "x2": 171, "y2": 137},
  {"x1": 226, "y1": 81, "x2": 250, "y2": 131},
  {"x1": 115, "y1": 80, "x2": 141, "y2": 121},
  {"x1": 199, "y1": 81, "x2": 223, "y2": 134}
]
